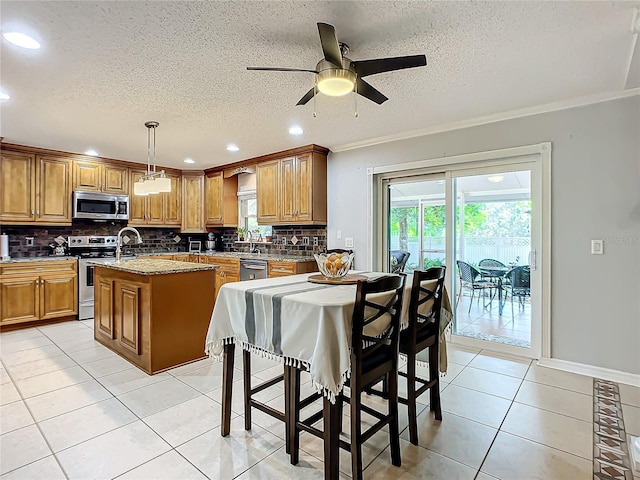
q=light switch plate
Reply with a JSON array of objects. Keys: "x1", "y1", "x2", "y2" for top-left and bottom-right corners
[
  {"x1": 345, "y1": 237, "x2": 354, "y2": 248},
  {"x1": 337, "y1": 230, "x2": 342, "y2": 239},
  {"x1": 591, "y1": 239, "x2": 604, "y2": 254}
]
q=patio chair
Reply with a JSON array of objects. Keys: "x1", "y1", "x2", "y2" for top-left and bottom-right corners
[
  {"x1": 456, "y1": 260, "x2": 498, "y2": 313},
  {"x1": 503, "y1": 265, "x2": 530, "y2": 317},
  {"x1": 390, "y1": 250, "x2": 410, "y2": 273}
]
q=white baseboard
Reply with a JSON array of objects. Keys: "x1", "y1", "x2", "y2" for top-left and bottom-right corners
[{"x1": 537, "y1": 357, "x2": 640, "y2": 387}]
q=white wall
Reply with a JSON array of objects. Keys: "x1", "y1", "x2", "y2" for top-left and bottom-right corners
[{"x1": 327, "y1": 96, "x2": 640, "y2": 375}]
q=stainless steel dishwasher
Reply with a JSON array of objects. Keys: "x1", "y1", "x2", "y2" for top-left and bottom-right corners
[{"x1": 240, "y1": 259, "x2": 268, "y2": 280}]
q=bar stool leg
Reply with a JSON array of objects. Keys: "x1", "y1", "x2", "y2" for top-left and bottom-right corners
[
  {"x1": 221, "y1": 343, "x2": 235, "y2": 437},
  {"x1": 243, "y1": 350, "x2": 252, "y2": 431}
]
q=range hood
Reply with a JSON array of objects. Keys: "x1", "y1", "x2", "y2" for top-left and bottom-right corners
[{"x1": 224, "y1": 165, "x2": 256, "y2": 178}]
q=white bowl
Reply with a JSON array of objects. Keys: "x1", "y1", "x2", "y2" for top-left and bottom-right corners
[{"x1": 314, "y1": 252, "x2": 354, "y2": 279}]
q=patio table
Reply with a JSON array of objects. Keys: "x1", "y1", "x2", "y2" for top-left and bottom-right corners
[{"x1": 479, "y1": 265, "x2": 509, "y2": 314}]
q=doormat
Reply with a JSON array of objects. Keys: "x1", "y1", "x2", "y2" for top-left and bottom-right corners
[{"x1": 593, "y1": 379, "x2": 634, "y2": 480}]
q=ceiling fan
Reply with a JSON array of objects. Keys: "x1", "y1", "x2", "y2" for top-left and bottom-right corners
[{"x1": 247, "y1": 22, "x2": 427, "y2": 105}]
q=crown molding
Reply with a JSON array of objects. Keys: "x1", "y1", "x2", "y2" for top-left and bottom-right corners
[{"x1": 331, "y1": 88, "x2": 640, "y2": 153}]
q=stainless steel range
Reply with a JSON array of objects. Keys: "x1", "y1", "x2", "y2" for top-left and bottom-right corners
[{"x1": 69, "y1": 235, "x2": 134, "y2": 320}]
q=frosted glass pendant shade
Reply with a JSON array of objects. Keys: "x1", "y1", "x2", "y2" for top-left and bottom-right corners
[
  {"x1": 155, "y1": 176, "x2": 171, "y2": 193},
  {"x1": 133, "y1": 181, "x2": 149, "y2": 196},
  {"x1": 145, "y1": 178, "x2": 160, "y2": 195}
]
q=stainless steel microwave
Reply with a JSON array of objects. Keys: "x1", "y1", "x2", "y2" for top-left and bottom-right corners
[{"x1": 72, "y1": 191, "x2": 129, "y2": 221}]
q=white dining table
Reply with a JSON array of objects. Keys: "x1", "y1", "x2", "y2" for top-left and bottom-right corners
[{"x1": 205, "y1": 271, "x2": 453, "y2": 479}]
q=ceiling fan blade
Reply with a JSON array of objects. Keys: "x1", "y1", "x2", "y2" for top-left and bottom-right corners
[
  {"x1": 317, "y1": 22, "x2": 343, "y2": 68},
  {"x1": 247, "y1": 66, "x2": 318, "y2": 73},
  {"x1": 353, "y1": 54, "x2": 427, "y2": 78},
  {"x1": 356, "y1": 78, "x2": 388, "y2": 105},
  {"x1": 296, "y1": 87, "x2": 316, "y2": 106}
]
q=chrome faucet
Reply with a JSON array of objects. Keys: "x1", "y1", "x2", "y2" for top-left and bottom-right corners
[{"x1": 116, "y1": 226, "x2": 143, "y2": 262}]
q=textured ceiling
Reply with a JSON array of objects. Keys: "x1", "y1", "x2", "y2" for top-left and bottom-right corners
[{"x1": 1, "y1": 1, "x2": 638, "y2": 169}]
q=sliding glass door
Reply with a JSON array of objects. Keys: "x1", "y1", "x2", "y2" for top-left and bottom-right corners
[{"x1": 379, "y1": 158, "x2": 542, "y2": 357}]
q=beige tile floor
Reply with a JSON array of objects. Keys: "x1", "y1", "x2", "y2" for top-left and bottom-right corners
[{"x1": 1, "y1": 320, "x2": 638, "y2": 479}]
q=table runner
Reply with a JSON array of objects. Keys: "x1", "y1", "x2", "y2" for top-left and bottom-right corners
[{"x1": 205, "y1": 271, "x2": 453, "y2": 401}]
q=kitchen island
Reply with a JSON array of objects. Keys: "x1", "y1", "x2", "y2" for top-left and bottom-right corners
[{"x1": 92, "y1": 258, "x2": 217, "y2": 374}]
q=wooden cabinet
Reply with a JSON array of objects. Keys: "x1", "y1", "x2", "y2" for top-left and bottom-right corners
[
  {"x1": 205, "y1": 172, "x2": 238, "y2": 227},
  {"x1": 181, "y1": 173, "x2": 205, "y2": 233},
  {"x1": 74, "y1": 160, "x2": 128, "y2": 194},
  {"x1": 268, "y1": 260, "x2": 318, "y2": 278},
  {"x1": 0, "y1": 151, "x2": 73, "y2": 225},
  {"x1": 129, "y1": 170, "x2": 181, "y2": 227},
  {"x1": 204, "y1": 256, "x2": 240, "y2": 301},
  {"x1": 256, "y1": 148, "x2": 327, "y2": 225},
  {"x1": 0, "y1": 260, "x2": 78, "y2": 326},
  {"x1": 256, "y1": 160, "x2": 280, "y2": 224}
]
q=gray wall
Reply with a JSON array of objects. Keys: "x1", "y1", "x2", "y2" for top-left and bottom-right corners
[{"x1": 327, "y1": 96, "x2": 640, "y2": 375}]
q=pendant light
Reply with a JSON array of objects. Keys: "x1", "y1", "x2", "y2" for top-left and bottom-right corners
[{"x1": 133, "y1": 121, "x2": 171, "y2": 196}]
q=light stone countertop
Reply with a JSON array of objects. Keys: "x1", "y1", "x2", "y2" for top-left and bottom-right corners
[
  {"x1": 0, "y1": 256, "x2": 79, "y2": 264},
  {"x1": 137, "y1": 252, "x2": 316, "y2": 262},
  {"x1": 90, "y1": 258, "x2": 218, "y2": 276}
]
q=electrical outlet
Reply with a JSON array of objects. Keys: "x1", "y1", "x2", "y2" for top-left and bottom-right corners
[
  {"x1": 25, "y1": 237, "x2": 34, "y2": 246},
  {"x1": 313, "y1": 237, "x2": 319, "y2": 246},
  {"x1": 345, "y1": 237, "x2": 354, "y2": 248},
  {"x1": 281, "y1": 236, "x2": 287, "y2": 245}
]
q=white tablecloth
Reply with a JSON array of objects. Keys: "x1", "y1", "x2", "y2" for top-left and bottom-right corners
[{"x1": 205, "y1": 271, "x2": 453, "y2": 401}]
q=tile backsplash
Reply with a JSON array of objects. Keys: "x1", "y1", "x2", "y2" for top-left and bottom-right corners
[{"x1": 1, "y1": 222, "x2": 327, "y2": 258}]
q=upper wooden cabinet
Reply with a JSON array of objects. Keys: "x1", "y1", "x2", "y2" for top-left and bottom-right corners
[
  {"x1": 0, "y1": 150, "x2": 72, "y2": 225},
  {"x1": 181, "y1": 173, "x2": 205, "y2": 233},
  {"x1": 256, "y1": 148, "x2": 327, "y2": 225},
  {"x1": 74, "y1": 160, "x2": 128, "y2": 194},
  {"x1": 205, "y1": 172, "x2": 238, "y2": 227},
  {"x1": 128, "y1": 170, "x2": 181, "y2": 227},
  {"x1": 256, "y1": 160, "x2": 280, "y2": 224}
]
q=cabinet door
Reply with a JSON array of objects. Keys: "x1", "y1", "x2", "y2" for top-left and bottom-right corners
[
  {"x1": 128, "y1": 170, "x2": 148, "y2": 225},
  {"x1": 95, "y1": 278, "x2": 115, "y2": 339},
  {"x1": 181, "y1": 175, "x2": 205, "y2": 232},
  {"x1": 256, "y1": 160, "x2": 279, "y2": 223},
  {"x1": 280, "y1": 157, "x2": 296, "y2": 222},
  {"x1": 295, "y1": 153, "x2": 313, "y2": 222},
  {"x1": 39, "y1": 274, "x2": 77, "y2": 320},
  {"x1": 74, "y1": 160, "x2": 102, "y2": 192},
  {"x1": 147, "y1": 192, "x2": 164, "y2": 224},
  {"x1": 116, "y1": 281, "x2": 142, "y2": 355},
  {"x1": 37, "y1": 155, "x2": 72, "y2": 224},
  {"x1": 163, "y1": 174, "x2": 182, "y2": 225},
  {"x1": 0, "y1": 276, "x2": 39, "y2": 324},
  {"x1": 205, "y1": 172, "x2": 223, "y2": 225},
  {"x1": 0, "y1": 151, "x2": 35, "y2": 222},
  {"x1": 103, "y1": 164, "x2": 129, "y2": 194}
]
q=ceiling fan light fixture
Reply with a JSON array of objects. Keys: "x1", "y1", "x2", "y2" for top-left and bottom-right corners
[{"x1": 317, "y1": 68, "x2": 356, "y2": 97}]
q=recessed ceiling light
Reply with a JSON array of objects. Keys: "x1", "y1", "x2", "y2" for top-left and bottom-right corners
[
  {"x1": 84, "y1": 149, "x2": 98, "y2": 156},
  {"x1": 184, "y1": 158, "x2": 195, "y2": 164},
  {"x1": 0, "y1": 91, "x2": 9, "y2": 101},
  {"x1": 289, "y1": 126, "x2": 304, "y2": 135},
  {"x1": 3, "y1": 32, "x2": 41, "y2": 50},
  {"x1": 226, "y1": 144, "x2": 239, "y2": 152},
  {"x1": 487, "y1": 175, "x2": 505, "y2": 183}
]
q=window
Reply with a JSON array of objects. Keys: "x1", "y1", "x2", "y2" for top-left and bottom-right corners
[{"x1": 238, "y1": 191, "x2": 271, "y2": 238}]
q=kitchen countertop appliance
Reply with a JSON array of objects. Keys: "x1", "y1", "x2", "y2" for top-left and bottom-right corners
[{"x1": 69, "y1": 235, "x2": 135, "y2": 320}]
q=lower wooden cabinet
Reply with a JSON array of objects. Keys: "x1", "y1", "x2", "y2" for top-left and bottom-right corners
[
  {"x1": 0, "y1": 260, "x2": 78, "y2": 326},
  {"x1": 203, "y1": 257, "x2": 240, "y2": 301},
  {"x1": 268, "y1": 260, "x2": 317, "y2": 278}
]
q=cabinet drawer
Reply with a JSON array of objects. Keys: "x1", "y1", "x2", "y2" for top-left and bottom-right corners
[
  {"x1": 207, "y1": 257, "x2": 240, "y2": 270},
  {"x1": 268, "y1": 262, "x2": 297, "y2": 276},
  {"x1": 1, "y1": 260, "x2": 77, "y2": 277}
]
